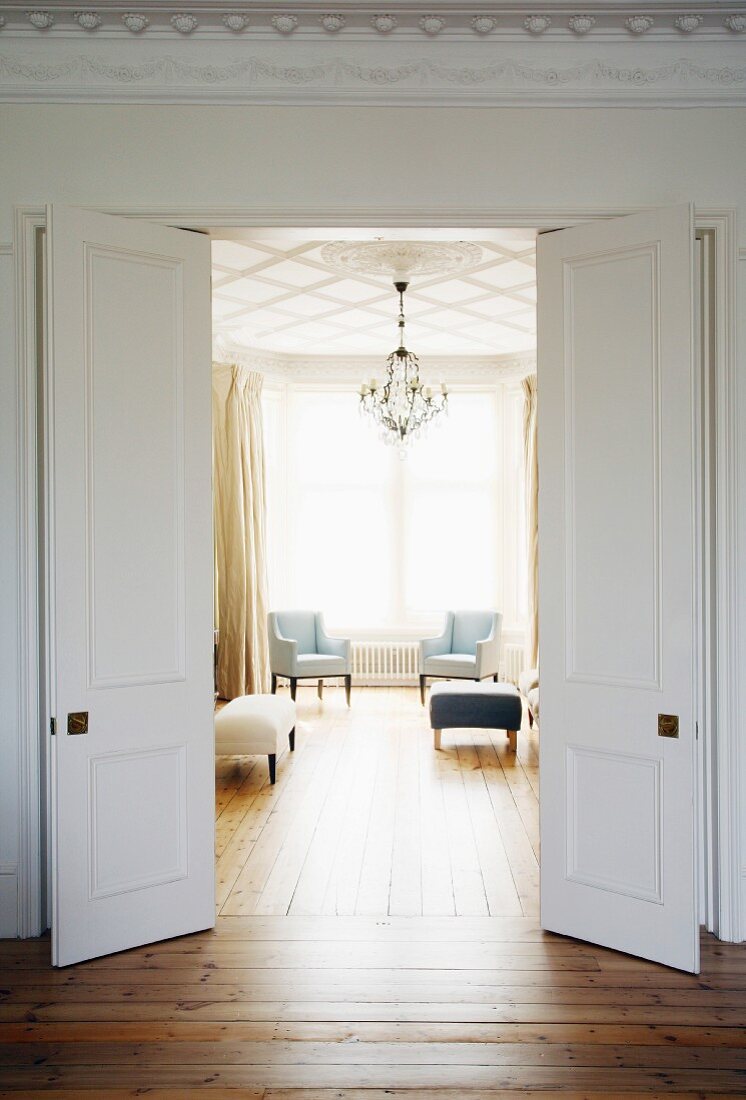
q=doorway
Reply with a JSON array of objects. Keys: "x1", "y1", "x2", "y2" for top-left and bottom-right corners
[{"x1": 20, "y1": 204, "x2": 734, "y2": 972}]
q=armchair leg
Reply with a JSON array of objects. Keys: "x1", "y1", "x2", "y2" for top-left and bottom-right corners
[
  {"x1": 289, "y1": 727, "x2": 295, "y2": 752},
  {"x1": 507, "y1": 730, "x2": 517, "y2": 753},
  {"x1": 419, "y1": 675, "x2": 427, "y2": 706},
  {"x1": 271, "y1": 673, "x2": 277, "y2": 694},
  {"x1": 289, "y1": 678, "x2": 297, "y2": 702},
  {"x1": 268, "y1": 753, "x2": 277, "y2": 784},
  {"x1": 493, "y1": 673, "x2": 499, "y2": 682},
  {"x1": 317, "y1": 679, "x2": 324, "y2": 701},
  {"x1": 433, "y1": 728, "x2": 442, "y2": 751},
  {"x1": 344, "y1": 674, "x2": 352, "y2": 707}
]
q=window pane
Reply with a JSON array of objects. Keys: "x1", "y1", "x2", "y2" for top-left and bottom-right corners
[
  {"x1": 405, "y1": 486, "x2": 497, "y2": 612},
  {"x1": 291, "y1": 391, "x2": 392, "y2": 487},
  {"x1": 407, "y1": 393, "x2": 498, "y2": 483},
  {"x1": 291, "y1": 488, "x2": 393, "y2": 628}
]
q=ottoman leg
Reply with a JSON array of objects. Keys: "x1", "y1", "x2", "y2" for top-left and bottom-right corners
[
  {"x1": 433, "y1": 728, "x2": 442, "y2": 751},
  {"x1": 268, "y1": 754, "x2": 277, "y2": 784},
  {"x1": 344, "y1": 675, "x2": 352, "y2": 707},
  {"x1": 493, "y1": 673, "x2": 499, "y2": 682},
  {"x1": 289, "y1": 727, "x2": 295, "y2": 752},
  {"x1": 289, "y1": 678, "x2": 297, "y2": 702},
  {"x1": 271, "y1": 673, "x2": 277, "y2": 694},
  {"x1": 507, "y1": 730, "x2": 517, "y2": 753},
  {"x1": 317, "y1": 679, "x2": 324, "y2": 701},
  {"x1": 419, "y1": 675, "x2": 427, "y2": 706}
]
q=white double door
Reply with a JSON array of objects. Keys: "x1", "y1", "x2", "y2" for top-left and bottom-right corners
[{"x1": 46, "y1": 205, "x2": 699, "y2": 972}]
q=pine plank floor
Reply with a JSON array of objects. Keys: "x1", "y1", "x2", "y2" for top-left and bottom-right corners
[
  {"x1": 217, "y1": 686, "x2": 539, "y2": 918},
  {"x1": 1, "y1": 918, "x2": 746, "y2": 1094},
  {"x1": 3, "y1": 687, "x2": 746, "y2": 1094}
]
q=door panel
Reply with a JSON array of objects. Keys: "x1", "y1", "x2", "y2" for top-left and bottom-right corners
[
  {"x1": 538, "y1": 206, "x2": 699, "y2": 972},
  {"x1": 47, "y1": 206, "x2": 214, "y2": 966}
]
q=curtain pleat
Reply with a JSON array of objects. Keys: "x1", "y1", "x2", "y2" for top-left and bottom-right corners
[
  {"x1": 522, "y1": 374, "x2": 539, "y2": 670},
  {"x1": 212, "y1": 363, "x2": 270, "y2": 699}
]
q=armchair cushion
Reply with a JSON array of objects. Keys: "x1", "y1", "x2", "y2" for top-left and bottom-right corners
[
  {"x1": 296, "y1": 653, "x2": 348, "y2": 677},
  {"x1": 422, "y1": 653, "x2": 478, "y2": 679}
]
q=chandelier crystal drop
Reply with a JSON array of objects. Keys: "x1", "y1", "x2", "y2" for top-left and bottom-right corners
[{"x1": 360, "y1": 280, "x2": 448, "y2": 453}]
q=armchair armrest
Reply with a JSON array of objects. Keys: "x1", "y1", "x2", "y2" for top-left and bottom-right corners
[
  {"x1": 475, "y1": 613, "x2": 503, "y2": 679},
  {"x1": 419, "y1": 616, "x2": 453, "y2": 670},
  {"x1": 317, "y1": 618, "x2": 351, "y2": 666}
]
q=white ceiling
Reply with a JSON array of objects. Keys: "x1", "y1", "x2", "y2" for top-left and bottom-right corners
[{"x1": 212, "y1": 231, "x2": 536, "y2": 357}]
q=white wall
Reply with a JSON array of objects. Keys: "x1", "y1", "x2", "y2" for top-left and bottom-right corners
[{"x1": 1, "y1": 104, "x2": 745, "y2": 936}]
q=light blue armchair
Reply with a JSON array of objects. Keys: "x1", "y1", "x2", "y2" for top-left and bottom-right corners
[
  {"x1": 268, "y1": 611, "x2": 352, "y2": 705},
  {"x1": 419, "y1": 610, "x2": 503, "y2": 704}
]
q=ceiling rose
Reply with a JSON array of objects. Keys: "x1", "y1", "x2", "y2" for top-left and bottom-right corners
[{"x1": 320, "y1": 240, "x2": 483, "y2": 280}]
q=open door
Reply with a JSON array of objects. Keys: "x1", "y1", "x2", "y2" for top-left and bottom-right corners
[
  {"x1": 538, "y1": 206, "x2": 699, "y2": 972},
  {"x1": 46, "y1": 206, "x2": 214, "y2": 966}
]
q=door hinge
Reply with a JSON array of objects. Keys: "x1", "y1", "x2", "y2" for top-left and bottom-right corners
[
  {"x1": 50, "y1": 717, "x2": 57, "y2": 736},
  {"x1": 696, "y1": 721, "x2": 699, "y2": 740}
]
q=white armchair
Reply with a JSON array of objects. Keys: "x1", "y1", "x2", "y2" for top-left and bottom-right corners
[
  {"x1": 419, "y1": 610, "x2": 503, "y2": 704},
  {"x1": 268, "y1": 611, "x2": 352, "y2": 705}
]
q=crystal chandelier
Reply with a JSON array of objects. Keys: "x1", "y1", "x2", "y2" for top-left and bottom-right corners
[{"x1": 359, "y1": 281, "x2": 448, "y2": 451}]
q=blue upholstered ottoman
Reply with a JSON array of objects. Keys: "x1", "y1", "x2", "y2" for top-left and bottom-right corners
[{"x1": 428, "y1": 681, "x2": 523, "y2": 753}]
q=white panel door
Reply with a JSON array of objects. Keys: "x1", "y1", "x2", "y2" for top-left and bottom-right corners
[
  {"x1": 47, "y1": 206, "x2": 214, "y2": 966},
  {"x1": 538, "y1": 206, "x2": 699, "y2": 972}
]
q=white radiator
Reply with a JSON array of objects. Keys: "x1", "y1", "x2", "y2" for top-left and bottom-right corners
[
  {"x1": 501, "y1": 643, "x2": 526, "y2": 686},
  {"x1": 348, "y1": 639, "x2": 526, "y2": 687},
  {"x1": 352, "y1": 641, "x2": 419, "y2": 686}
]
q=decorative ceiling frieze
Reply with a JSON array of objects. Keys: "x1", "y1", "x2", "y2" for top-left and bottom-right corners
[
  {"x1": 1, "y1": 3, "x2": 745, "y2": 39},
  {"x1": 0, "y1": 1, "x2": 744, "y2": 103}
]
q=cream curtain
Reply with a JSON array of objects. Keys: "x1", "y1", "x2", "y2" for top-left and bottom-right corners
[
  {"x1": 522, "y1": 374, "x2": 539, "y2": 670},
  {"x1": 212, "y1": 363, "x2": 270, "y2": 699}
]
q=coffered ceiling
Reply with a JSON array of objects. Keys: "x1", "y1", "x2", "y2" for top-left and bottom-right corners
[{"x1": 212, "y1": 231, "x2": 536, "y2": 357}]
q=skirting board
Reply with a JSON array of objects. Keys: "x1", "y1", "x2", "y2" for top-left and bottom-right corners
[{"x1": 0, "y1": 866, "x2": 19, "y2": 938}]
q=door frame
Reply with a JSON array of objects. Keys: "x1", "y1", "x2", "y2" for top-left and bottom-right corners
[{"x1": 13, "y1": 203, "x2": 741, "y2": 942}]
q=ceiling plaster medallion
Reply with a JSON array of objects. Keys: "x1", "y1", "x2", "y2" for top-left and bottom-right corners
[
  {"x1": 26, "y1": 10, "x2": 54, "y2": 28},
  {"x1": 320, "y1": 240, "x2": 484, "y2": 281},
  {"x1": 724, "y1": 13, "x2": 746, "y2": 31},
  {"x1": 319, "y1": 13, "x2": 345, "y2": 32},
  {"x1": 471, "y1": 14, "x2": 497, "y2": 33},
  {"x1": 524, "y1": 14, "x2": 551, "y2": 33},
  {"x1": 419, "y1": 14, "x2": 446, "y2": 34},
  {"x1": 568, "y1": 14, "x2": 595, "y2": 34},
  {"x1": 674, "y1": 13, "x2": 703, "y2": 31},
  {"x1": 271, "y1": 13, "x2": 298, "y2": 32},
  {"x1": 371, "y1": 13, "x2": 397, "y2": 33},
  {"x1": 74, "y1": 10, "x2": 101, "y2": 30},
  {"x1": 625, "y1": 14, "x2": 654, "y2": 33},
  {"x1": 122, "y1": 11, "x2": 149, "y2": 31},
  {"x1": 222, "y1": 12, "x2": 249, "y2": 31},
  {"x1": 170, "y1": 12, "x2": 198, "y2": 32}
]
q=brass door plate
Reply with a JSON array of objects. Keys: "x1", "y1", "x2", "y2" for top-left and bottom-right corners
[
  {"x1": 658, "y1": 713, "x2": 679, "y2": 739},
  {"x1": 67, "y1": 711, "x2": 89, "y2": 736}
]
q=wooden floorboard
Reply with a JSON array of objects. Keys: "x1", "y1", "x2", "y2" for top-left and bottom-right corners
[
  {"x1": 2, "y1": 689, "x2": 745, "y2": 1094},
  {"x1": 217, "y1": 687, "x2": 540, "y2": 918}
]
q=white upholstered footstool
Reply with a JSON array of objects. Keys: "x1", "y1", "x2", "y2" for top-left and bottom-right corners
[{"x1": 215, "y1": 694, "x2": 297, "y2": 784}]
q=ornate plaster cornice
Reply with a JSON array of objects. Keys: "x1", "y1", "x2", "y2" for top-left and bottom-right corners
[
  {"x1": 0, "y1": 6, "x2": 745, "y2": 104},
  {"x1": 2, "y1": 3, "x2": 746, "y2": 41},
  {"x1": 214, "y1": 340, "x2": 536, "y2": 383}
]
